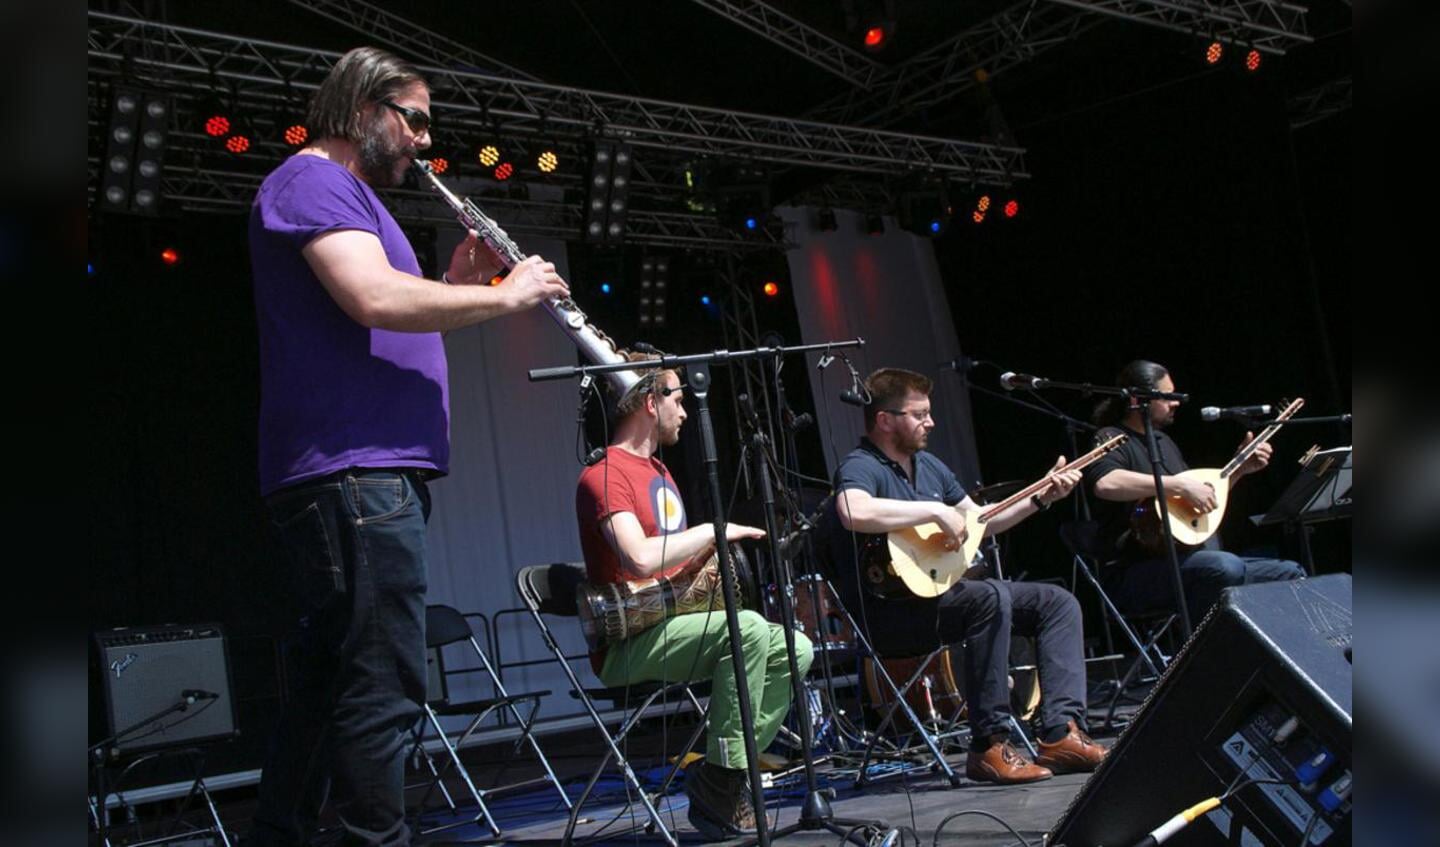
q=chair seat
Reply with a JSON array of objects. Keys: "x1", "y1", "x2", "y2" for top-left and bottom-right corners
[
  {"x1": 429, "y1": 690, "x2": 549, "y2": 718},
  {"x1": 574, "y1": 679, "x2": 711, "y2": 703}
]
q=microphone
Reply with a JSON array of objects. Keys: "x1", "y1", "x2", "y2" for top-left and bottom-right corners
[
  {"x1": 998, "y1": 371, "x2": 1044, "y2": 391},
  {"x1": 938, "y1": 355, "x2": 978, "y2": 374},
  {"x1": 840, "y1": 389, "x2": 866, "y2": 407},
  {"x1": 1200, "y1": 404, "x2": 1273, "y2": 422}
]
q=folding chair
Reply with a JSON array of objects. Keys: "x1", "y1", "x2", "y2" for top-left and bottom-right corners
[
  {"x1": 515, "y1": 563, "x2": 708, "y2": 847},
  {"x1": 1059, "y1": 521, "x2": 1178, "y2": 729},
  {"x1": 407, "y1": 604, "x2": 571, "y2": 837}
]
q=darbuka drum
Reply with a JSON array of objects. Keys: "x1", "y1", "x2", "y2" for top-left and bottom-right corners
[{"x1": 577, "y1": 549, "x2": 748, "y2": 650}]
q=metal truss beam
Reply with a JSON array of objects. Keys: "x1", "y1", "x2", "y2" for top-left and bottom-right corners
[
  {"x1": 280, "y1": 0, "x2": 540, "y2": 80},
  {"x1": 86, "y1": 160, "x2": 790, "y2": 252},
  {"x1": 88, "y1": 11, "x2": 1027, "y2": 182},
  {"x1": 1045, "y1": 0, "x2": 1312, "y2": 55},
  {"x1": 805, "y1": 1, "x2": 1102, "y2": 128},
  {"x1": 1288, "y1": 75, "x2": 1350, "y2": 130},
  {"x1": 685, "y1": 0, "x2": 883, "y2": 87}
]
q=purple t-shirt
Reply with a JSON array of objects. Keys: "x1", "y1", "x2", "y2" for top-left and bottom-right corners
[{"x1": 249, "y1": 155, "x2": 449, "y2": 495}]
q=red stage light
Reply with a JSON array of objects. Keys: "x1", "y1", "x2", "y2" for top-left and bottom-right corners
[
  {"x1": 160, "y1": 247, "x2": 180, "y2": 266},
  {"x1": 1206, "y1": 42, "x2": 1223, "y2": 65},
  {"x1": 1004, "y1": 200, "x2": 1019, "y2": 218},
  {"x1": 429, "y1": 157, "x2": 449, "y2": 175},
  {"x1": 1245, "y1": 50, "x2": 1262, "y2": 72},
  {"x1": 204, "y1": 115, "x2": 231, "y2": 137},
  {"x1": 494, "y1": 162, "x2": 513, "y2": 181},
  {"x1": 283, "y1": 124, "x2": 308, "y2": 146},
  {"x1": 762, "y1": 282, "x2": 780, "y2": 297},
  {"x1": 977, "y1": 195, "x2": 991, "y2": 212},
  {"x1": 864, "y1": 27, "x2": 885, "y2": 48},
  {"x1": 972, "y1": 210, "x2": 986, "y2": 224},
  {"x1": 225, "y1": 135, "x2": 251, "y2": 154}
]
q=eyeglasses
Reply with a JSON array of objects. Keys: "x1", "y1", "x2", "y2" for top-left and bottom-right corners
[
  {"x1": 881, "y1": 408, "x2": 932, "y2": 422},
  {"x1": 381, "y1": 100, "x2": 431, "y2": 135}
]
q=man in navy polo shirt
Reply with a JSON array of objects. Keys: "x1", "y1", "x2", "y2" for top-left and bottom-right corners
[
  {"x1": 247, "y1": 47, "x2": 569, "y2": 846},
  {"x1": 823, "y1": 368, "x2": 1106, "y2": 785}
]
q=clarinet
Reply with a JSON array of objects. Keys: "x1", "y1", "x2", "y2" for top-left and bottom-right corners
[{"x1": 413, "y1": 159, "x2": 641, "y2": 396}]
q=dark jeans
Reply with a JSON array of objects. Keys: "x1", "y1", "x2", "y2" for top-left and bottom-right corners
[
  {"x1": 249, "y1": 469, "x2": 431, "y2": 847},
  {"x1": 1107, "y1": 540, "x2": 1305, "y2": 625},
  {"x1": 856, "y1": 579, "x2": 1088, "y2": 744}
]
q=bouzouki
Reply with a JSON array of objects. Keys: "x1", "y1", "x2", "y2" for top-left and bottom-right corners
[
  {"x1": 1130, "y1": 397, "x2": 1305, "y2": 552},
  {"x1": 865, "y1": 434, "x2": 1128, "y2": 599}
]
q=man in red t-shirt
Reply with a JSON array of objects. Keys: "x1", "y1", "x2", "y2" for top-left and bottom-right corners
[{"x1": 575, "y1": 365, "x2": 812, "y2": 840}]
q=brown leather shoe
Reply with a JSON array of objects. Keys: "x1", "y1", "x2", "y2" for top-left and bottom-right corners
[
  {"x1": 965, "y1": 738, "x2": 1053, "y2": 784},
  {"x1": 1035, "y1": 720, "x2": 1107, "y2": 774}
]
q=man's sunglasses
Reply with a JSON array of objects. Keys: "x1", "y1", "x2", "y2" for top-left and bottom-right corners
[{"x1": 381, "y1": 100, "x2": 431, "y2": 135}]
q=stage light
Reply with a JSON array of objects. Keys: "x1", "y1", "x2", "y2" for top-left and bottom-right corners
[
  {"x1": 1004, "y1": 199, "x2": 1019, "y2": 218},
  {"x1": 225, "y1": 135, "x2": 251, "y2": 154},
  {"x1": 1245, "y1": 50, "x2": 1262, "y2": 72},
  {"x1": 745, "y1": 217, "x2": 758, "y2": 230},
  {"x1": 700, "y1": 295, "x2": 712, "y2": 306},
  {"x1": 204, "y1": 115, "x2": 230, "y2": 137},
  {"x1": 283, "y1": 124, "x2": 308, "y2": 146},
  {"x1": 537, "y1": 150, "x2": 558, "y2": 173},
  {"x1": 88, "y1": 262, "x2": 97, "y2": 277},
  {"x1": 600, "y1": 282, "x2": 612, "y2": 295},
  {"x1": 494, "y1": 162, "x2": 513, "y2": 181},
  {"x1": 429, "y1": 157, "x2": 449, "y2": 175},
  {"x1": 972, "y1": 210, "x2": 986, "y2": 224},
  {"x1": 864, "y1": 26, "x2": 885, "y2": 48},
  {"x1": 477, "y1": 144, "x2": 500, "y2": 167},
  {"x1": 977, "y1": 195, "x2": 991, "y2": 212},
  {"x1": 105, "y1": 88, "x2": 169, "y2": 216},
  {"x1": 160, "y1": 247, "x2": 181, "y2": 266},
  {"x1": 489, "y1": 274, "x2": 504, "y2": 286},
  {"x1": 1206, "y1": 41, "x2": 1223, "y2": 65},
  {"x1": 929, "y1": 221, "x2": 941, "y2": 233},
  {"x1": 763, "y1": 282, "x2": 780, "y2": 297}
]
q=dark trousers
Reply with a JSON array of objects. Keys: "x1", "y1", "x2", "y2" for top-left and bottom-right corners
[
  {"x1": 1107, "y1": 539, "x2": 1305, "y2": 624},
  {"x1": 249, "y1": 469, "x2": 431, "y2": 847},
  {"x1": 857, "y1": 579, "x2": 1088, "y2": 744}
]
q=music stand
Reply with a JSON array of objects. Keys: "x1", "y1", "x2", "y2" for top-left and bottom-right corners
[{"x1": 1253, "y1": 446, "x2": 1352, "y2": 574}]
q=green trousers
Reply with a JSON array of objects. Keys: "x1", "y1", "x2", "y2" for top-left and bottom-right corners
[{"x1": 599, "y1": 609, "x2": 813, "y2": 770}]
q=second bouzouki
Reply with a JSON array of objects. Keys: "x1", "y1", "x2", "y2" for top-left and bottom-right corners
[
  {"x1": 864, "y1": 435, "x2": 1128, "y2": 599},
  {"x1": 1130, "y1": 397, "x2": 1305, "y2": 552}
]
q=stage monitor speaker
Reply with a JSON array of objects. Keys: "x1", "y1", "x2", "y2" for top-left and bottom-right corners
[
  {"x1": 93, "y1": 623, "x2": 238, "y2": 756},
  {"x1": 1050, "y1": 574, "x2": 1351, "y2": 847}
]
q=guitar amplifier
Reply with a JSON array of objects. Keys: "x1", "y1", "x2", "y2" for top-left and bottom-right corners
[{"x1": 93, "y1": 623, "x2": 238, "y2": 756}]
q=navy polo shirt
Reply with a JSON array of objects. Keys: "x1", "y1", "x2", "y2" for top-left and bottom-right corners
[
  {"x1": 820, "y1": 438, "x2": 969, "y2": 654},
  {"x1": 835, "y1": 438, "x2": 968, "y2": 506}
]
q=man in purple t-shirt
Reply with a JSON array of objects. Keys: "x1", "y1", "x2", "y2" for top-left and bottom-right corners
[{"x1": 247, "y1": 47, "x2": 567, "y2": 847}]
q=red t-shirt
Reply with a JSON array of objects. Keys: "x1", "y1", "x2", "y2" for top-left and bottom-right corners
[
  {"x1": 576, "y1": 447, "x2": 689, "y2": 583},
  {"x1": 575, "y1": 447, "x2": 690, "y2": 672}
]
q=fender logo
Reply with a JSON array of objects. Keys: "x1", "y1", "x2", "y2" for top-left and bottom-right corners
[{"x1": 111, "y1": 653, "x2": 138, "y2": 678}]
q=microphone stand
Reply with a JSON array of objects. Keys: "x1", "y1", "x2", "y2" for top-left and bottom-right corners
[
  {"x1": 981, "y1": 377, "x2": 1196, "y2": 641},
  {"x1": 963, "y1": 380, "x2": 1098, "y2": 523},
  {"x1": 89, "y1": 692, "x2": 207, "y2": 846},
  {"x1": 738, "y1": 391, "x2": 888, "y2": 847},
  {"x1": 531, "y1": 339, "x2": 865, "y2": 847}
]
